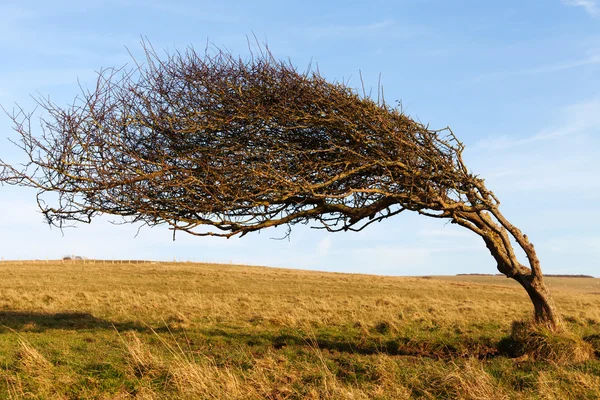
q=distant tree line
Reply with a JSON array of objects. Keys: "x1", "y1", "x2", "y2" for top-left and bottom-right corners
[{"x1": 457, "y1": 273, "x2": 595, "y2": 279}]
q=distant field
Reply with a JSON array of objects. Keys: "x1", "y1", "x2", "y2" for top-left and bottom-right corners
[
  {"x1": 435, "y1": 274, "x2": 600, "y2": 293},
  {"x1": 0, "y1": 261, "x2": 598, "y2": 399}
]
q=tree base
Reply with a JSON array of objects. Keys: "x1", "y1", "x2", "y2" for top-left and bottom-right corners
[{"x1": 499, "y1": 320, "x2": 593, "y2": 364}]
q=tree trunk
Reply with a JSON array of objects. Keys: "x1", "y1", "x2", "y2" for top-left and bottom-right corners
[
  {"x1": 513, "y1": 273, "x2": 562, "y2": 330},
  {"x1": 456, "y1": 210, "x2": 563, "y2": 331}
]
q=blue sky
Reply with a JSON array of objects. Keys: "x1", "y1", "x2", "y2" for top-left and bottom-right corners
[{"x1": 0, "y1": 0, "x2": 599, "y2": 276}]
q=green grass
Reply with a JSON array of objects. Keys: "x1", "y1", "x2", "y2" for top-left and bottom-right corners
[{"x1": 0, "y1": 260, "x2": 598, "y2": 398}]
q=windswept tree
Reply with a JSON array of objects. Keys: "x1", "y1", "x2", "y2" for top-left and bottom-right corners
[{"x1": 0, "y1": 44, "x2": 561, "y2": 329}]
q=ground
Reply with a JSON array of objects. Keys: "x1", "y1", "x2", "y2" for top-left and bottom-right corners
[{"x1": 0, "y1": 260, "x2": 598, "y2": 399}]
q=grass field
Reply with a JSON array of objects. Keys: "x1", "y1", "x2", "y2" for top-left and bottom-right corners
[{"x1": 0, "y1": 260, "x2": 598, "y2": 399}]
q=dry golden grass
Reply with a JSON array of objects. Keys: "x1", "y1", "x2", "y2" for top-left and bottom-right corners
[{"x1": 0, "y1": 260, "x2": 598, "y2": 398}]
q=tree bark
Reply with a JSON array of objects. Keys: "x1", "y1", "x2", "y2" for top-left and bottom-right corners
[
  {"x1": 483, "y1": 237, "x2": 562, "y2": 330},
  {"x1": 513, "y1": 273, "x2": 562, "y2": 330}
]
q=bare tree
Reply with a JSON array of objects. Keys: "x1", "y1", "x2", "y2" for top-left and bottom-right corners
[{"x1": 0, "y1": 44, "x2": 562, "y2": 329}]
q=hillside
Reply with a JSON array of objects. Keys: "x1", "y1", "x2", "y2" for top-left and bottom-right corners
[{"x1": 0, "y1": 261, "x2": 598, "y2": 398}]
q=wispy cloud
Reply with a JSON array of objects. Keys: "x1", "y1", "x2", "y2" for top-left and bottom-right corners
[
  {"x1": 477, "y1": 98, "x2": 600, "y2": 150},
  {"x1": 562, "y1": 0, "x2": 600, "y2": 17},
  {"x1": 472, "y1": 49, "x2": 600, "y2": 82},
  {"x1": 469, "y1": 98, "x2": 600, "y2": 196},
  {"x1": 316, "y1": 236, "x2": 332, "y2": 256}
]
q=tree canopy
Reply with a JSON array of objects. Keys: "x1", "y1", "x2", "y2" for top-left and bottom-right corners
[{"x1": 0, "y1": 44, "x2": 562, "y2": 329}]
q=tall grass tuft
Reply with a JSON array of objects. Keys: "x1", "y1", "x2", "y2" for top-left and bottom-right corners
[{"x1": 500, "y1": 320, "x2": 593, "y2": 364}]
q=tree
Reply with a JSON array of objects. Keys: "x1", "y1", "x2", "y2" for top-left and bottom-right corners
[{"x1": 0, "y1": 44, "x2": 562, "y2": 329}]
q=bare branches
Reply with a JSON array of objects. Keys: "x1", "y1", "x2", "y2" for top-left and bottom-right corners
[
  {"x1": 0, "y1": 43, "x2": 520, "y2": 273},
  {"x1": 0, "y1": 44, "x2": 487, "y2": 238}
]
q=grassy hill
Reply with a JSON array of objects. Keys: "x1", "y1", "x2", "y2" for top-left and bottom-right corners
[{"x1": 0, "y1": 260, "x2": 598, "y2": 399}]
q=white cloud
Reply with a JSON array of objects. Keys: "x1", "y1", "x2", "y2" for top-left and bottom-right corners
[
  {"x1": 464, "y1": 97, "x2": 600, "y2": 205},
  {"x1": 476, "y1": 98, "x2": 600, "y2": 150},
  {"x1": 562, "y1": 0, "x2": 600, "y2": 17},
  {"x1": 316, "y1": 236, "x2": 332, "y2": 256}
]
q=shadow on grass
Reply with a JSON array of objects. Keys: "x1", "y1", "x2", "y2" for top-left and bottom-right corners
[
  {"x1": 0, "y1": 311, "x2": 150, "y2": 333},
  {"x1": 199, "y1": 328, "x2": 500, "y2": 360}
]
